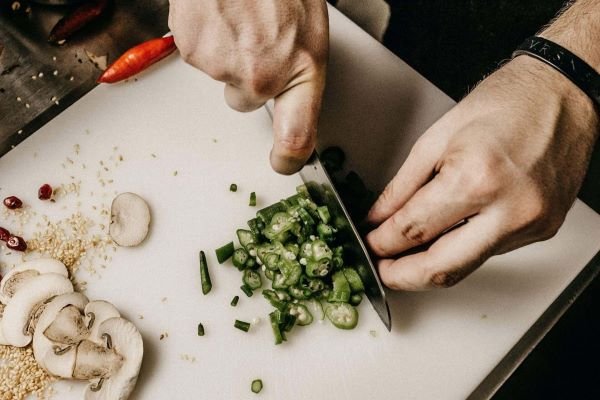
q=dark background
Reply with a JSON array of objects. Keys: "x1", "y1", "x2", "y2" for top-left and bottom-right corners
[{"x1": 377, "y1": 1, "x2": 599, "y2": 399}]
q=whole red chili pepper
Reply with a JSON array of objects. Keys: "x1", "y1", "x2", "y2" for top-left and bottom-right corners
[
  {"x1": 48, "y1": 0, "x2": 110, "y2": 44},
  {"x1": 97, "y1": 36, "x2": 177, "y2": 84}
]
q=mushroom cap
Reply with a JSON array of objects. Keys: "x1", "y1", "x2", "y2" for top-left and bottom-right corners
[
  {"x1": 109, "y1": 192, "x2": 151, "y2": 247},
  {"x1": 0, "y1": 258, "x2": 68, "y2": 304},
  {"x1": 1, "y1": 273, "x2": 73, "y2": 347},
  {"x1": 84, "y1": 301, "x2": 121, "y2": 342},
  {"x1": 33, "y1": 292, "x2": 89, "y2": 378},
  {"x1": 84, "y1": 318, "x2": 144, "y2": 400}
]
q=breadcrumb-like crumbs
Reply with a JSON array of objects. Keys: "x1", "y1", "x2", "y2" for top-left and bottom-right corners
[{"x1": 0, "y1": 345, "x2": 55, "y2": 400}]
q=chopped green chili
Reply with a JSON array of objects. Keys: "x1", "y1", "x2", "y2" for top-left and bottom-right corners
[
  {"x1": 243, "y1": 269, "x2": 262, "y2": 290},
  {"x1": 269, "y1": 311, "x2": 284, "y2": 344},
  {"x1": 343, "y1": 268, "x2": 365, "y2": 293},
  {"x1": 215, "y1": 241, "x2": 235, "y2": 264},
  {"x1": 232, "y1": 248, "x2": 249, "y2": 270},
  {"x1": 231, "y1": 295, "x2": 240, "y2": 307},
  {"x1": 251, "y1": 379, "x2": 263, "y2": 394},
  {"x1": 240, "y1": 284, "x2": 254, "y2": 297},
  {"x1": 249, "y1": 192, "x2": 257, "y2": 207},
  {"x1": 197, "y1": 323, "x2": 205, "y2": 336},
  {"x1": 350, "y1": 293, "x2": 363, "y2": 306},
  {"x1": 225, "y1": 182, "x2": 369, "y2": 344},
  {"x1": 234, "y1": 319, "x2": 251, "y2": 332},
  {"x1": 199, "y1": 251, "x2": 212, "y2": 295},
  {"x1": 230, "y1": 183, "x2": 238, "y2": 192},
  {"x1": 329, "y1": 271, "x2": 351, "y2": 303},
  {"x1": 325, "y1": 302, "x2": 358, "y2": 329}
]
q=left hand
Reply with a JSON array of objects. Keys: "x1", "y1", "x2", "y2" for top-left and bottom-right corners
[{"x1": 365, "y1": 55, "x2": 599, "y2": 290}]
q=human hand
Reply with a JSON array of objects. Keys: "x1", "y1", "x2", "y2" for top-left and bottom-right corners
[
  {"x1": 366, "y1": 56, "x2": 599, "y2": 290},
  {"x1": 168, "y1": 0, "x2": 328, "y2": 174}
]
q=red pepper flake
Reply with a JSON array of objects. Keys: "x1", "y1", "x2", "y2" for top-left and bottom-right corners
[
  {"x1": 7, "y1": 235, "x2": 27, "y2": 251},
  {"x1": 0, "y1": 227, "x2": 10, "y2": 242},
  {"x1": 3, "y1": 196, "x2": 23, "y2": 209},
  {"x1": 38, "y1": 184, "x2": 53, "y2": 200}
]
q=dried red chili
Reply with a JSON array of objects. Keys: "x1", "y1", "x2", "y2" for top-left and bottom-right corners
[
  {"x1": 3, "y1": 196, "x2": 23, "y2": 209},
  {"x1": 48, "y1": 0, "x2": 110, "y2": 44},
  {"x1": 38, "y1": 184, "x2": 53, "y2": 200},
  {"x1": 7, "y1": 235, "x2": 27, "y2": 252}
]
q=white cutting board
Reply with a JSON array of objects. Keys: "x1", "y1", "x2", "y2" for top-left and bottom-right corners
[{"x1": 1, "y1": 7, "x2": 600, "y2": 400}]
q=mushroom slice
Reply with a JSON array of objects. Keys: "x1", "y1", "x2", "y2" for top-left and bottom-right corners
[
  {"x1": 45, "y1": 305, "x2": 90, "y2": 345},
  {"x1": 74, "y1": 339, "x2": 124, "y2": 381},
  {"x1": 84, "y1": 318, "x2": 144, "y2": 400},
  {"x1": 0, "y1": 258, "x2": 68, "y2": 304},
  {"x1": 84, "y1": 301, "x2": 121, "y2": 341},
  {"x1": 109, "y1": 192, "x2": 151, "y2": 247},
  {"x1": 33, "y1": 292, "x2": 88, "y2": 378},
  {"x1": 1, "y1": 273, "x2": 73, "y2": 347}
]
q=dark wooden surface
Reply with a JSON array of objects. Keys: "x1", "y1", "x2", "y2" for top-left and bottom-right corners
[{"x1": 380, "y1": 1, "x2": 599, "y2": 398}]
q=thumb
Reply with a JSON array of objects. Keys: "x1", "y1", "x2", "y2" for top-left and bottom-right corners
[{"x1": 270, "y1": 76, "x2": 325, "y2": 175}]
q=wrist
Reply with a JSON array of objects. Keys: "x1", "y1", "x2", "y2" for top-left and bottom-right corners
[{"x1": 507, "y1": 55, "x2": 600, "y2": 143}]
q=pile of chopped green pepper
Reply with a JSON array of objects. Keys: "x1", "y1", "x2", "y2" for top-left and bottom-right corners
[{"x1": 221, "y1": 183, "x2": 366, "y2": 344}]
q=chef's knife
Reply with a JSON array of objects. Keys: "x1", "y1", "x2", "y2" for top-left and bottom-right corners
[{"x1": 264, "y1": 103, "x2": 391, "y2": 331}]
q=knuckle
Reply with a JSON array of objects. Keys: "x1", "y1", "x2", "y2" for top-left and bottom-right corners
[
  {"x1": 393, "y1": 217, "x2": 428, "y2": 245},
  {"x1": 429, "y1": 270, "x2": 464, "y2": 288},
  {"x1": 277, "y1": 130, "x2": 314, "y2": 156}
]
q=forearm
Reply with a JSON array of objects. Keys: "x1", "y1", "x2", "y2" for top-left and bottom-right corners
[{"x1": 541, "y1": 0, "x2": 600, "y2": 71}]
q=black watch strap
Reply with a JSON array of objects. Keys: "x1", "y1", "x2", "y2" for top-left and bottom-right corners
[{"x1": 512, "y1": 36, "x2": 600, "y2": 109}]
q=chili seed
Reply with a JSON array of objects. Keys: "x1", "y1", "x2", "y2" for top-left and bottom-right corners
[
  {"x1": 7, "y1": 235, "x2": 27, "y2": 251},
  {"x1": 38, "y1": 184, "x2": 53, "y2": 200},
  {"x1": 3, "y1": 196, "x2": 23, "y2": 209}
]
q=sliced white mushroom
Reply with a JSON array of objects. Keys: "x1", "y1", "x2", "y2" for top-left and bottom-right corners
[
  {"x1": 109, "y1": 192, "x2": 151, "y2": 247},
  {"x1": 84, "y1": 301, "x2": 121, "y2": 341},
  {"x1": 1, "y1": 273, "x2": 73, "y2": 347},
  {"x1": 84, "y1": 318, "x2": 144, "y2": 400},
  {"x1": 33, "y1": 292, "x2": 89, "y2": 378},
  {"x1": 74, "y1": 339, "x2": 124, "y2": 381},
  {"x1": 0, "y1": 258, "x2": 68, "y2": 304}
]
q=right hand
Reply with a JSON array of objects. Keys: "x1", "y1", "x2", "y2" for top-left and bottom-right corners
[{"x1": 168, "y1": 0, "x2": 329, "y2": 174}]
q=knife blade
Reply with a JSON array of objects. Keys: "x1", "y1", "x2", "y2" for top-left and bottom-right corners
[
  {"x1": 264, "y1": 102, "x2": 391, "y2": 331},
  {"x1": 299, "y1": 153, "x2": 391, "y2": 331}
]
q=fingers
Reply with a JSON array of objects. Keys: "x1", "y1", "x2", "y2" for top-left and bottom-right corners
[
  {"x1": 377, "y1": 213, "x2": 500, "y2": 290},
  {"x1": 366, "y1": 174, "x2": 482, "y2": 257},
  {"x1": 224, "y1": 84, "x2": 269, "y2": 112},
  {"x1": 270, "y1": 75, "x2": 325, "y2": 175},
  {"x1": 366, "y1": 135, "x2": 445, "y2": 226}
]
